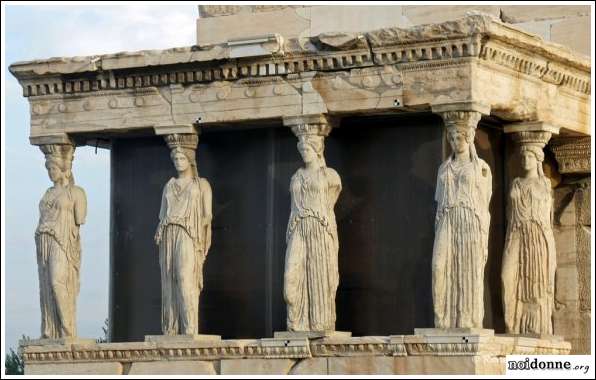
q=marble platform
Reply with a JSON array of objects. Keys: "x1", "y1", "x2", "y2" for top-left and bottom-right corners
[{"x1": 21, "y1": 330, "x2": 571, "y2": 375}]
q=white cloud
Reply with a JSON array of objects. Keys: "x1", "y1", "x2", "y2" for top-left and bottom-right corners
[{"x1": 10, "y1": 5, "x2": 197, "y2": 59}]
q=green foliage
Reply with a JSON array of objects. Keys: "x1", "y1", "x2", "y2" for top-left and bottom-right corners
[
  {"x1": 6, "y1": 320, "x2": 109, "y2": 375},
  {"x1": 4, "y1": 335, "x2": 29, "y2": 376},
  {"x1": 96, "y1": 318, "x2": 109, "y2": 343},
  {"x1": 5, "y1": 348, "x2": 24, "y2": 375}
]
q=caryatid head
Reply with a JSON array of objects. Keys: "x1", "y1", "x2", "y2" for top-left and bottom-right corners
[
  {"x1": 165, "y1": 133, "x2": 199, "y2": 178},
  {"x1": 513, "y1": 131, "x2": 551, "y2": 178},
  {"x1": 440, "y1": 111, "x2": 481, "y2": 162},
  {"x1": 290, "y1": 118, "x2": 332, "y2": 167},
  {"x1": 40, "y1": 144, "x2": 75, "y2": 186}
]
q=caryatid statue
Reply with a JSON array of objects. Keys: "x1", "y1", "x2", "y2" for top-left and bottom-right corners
[
  {"x1": 432, "y1": 111, "x2": 492, "y2": 329},
  {"x1": 284, "y1": 116, "x2": 342, "y2": 332},
  {"x1": 35, "y1": 143, "x2": 87, "y2": 339},
  {"x1": 502, "y1": 131, "x2": 556, "y2": 335},
  {"x1": 154, "y1": 133, "x2": 212, "y2": 335}
]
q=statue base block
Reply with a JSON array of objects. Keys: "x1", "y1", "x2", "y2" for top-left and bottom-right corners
[
  {"x1": 273, "y1": 331, "x2": 352, "y2": 339},
  {"x1": 414, "y1": 328, "x2": 494, "y2": 336},
  {"x1": 144, "y1": 334, "x2": 222, "y2": 343},
  {"x1": 497, "y1": 333, "x2": 564, "y2": 341},
  {"x1": 20, "y1": 333, "x2": 570, "y2": 375},
  {"x1": 21, "y1": 337, "x2": 96, "y2": 347}
]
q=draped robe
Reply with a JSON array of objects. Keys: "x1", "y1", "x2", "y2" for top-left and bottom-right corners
[
  {"x1": 432, "y1": 157, "x2": 492, "y2": 328},
  {"x1": 502, "y1": 177, "x2": 556, "y2": 335},
  {"x1": 284, "y1": 167, "x2": 341, "y2": 332}
]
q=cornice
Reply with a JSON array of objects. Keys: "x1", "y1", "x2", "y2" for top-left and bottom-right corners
[{"x1": 10, "y1": 14, "x2": 590, "y2": 99}]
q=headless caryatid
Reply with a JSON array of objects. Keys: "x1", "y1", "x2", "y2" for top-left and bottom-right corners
[
  {"x1": 154, "y1": 133, "x2": 212, "y2": 336},
  {"x1": 502, "y1": 131, "x2": 556, "y2": 335},
  {"x1": 284, "y1": 120, "x2": 342, "y2": 333},
  {"x1": 432, "y1": 111, "x2": 492, "y2": 329},
  {"x1": 35, "y1": 143, "x2": 87, "y2": 339}
]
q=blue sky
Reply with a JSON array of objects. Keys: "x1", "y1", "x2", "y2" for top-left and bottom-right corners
[{"x1": 4, "y1": 4, "x2": 198, "y2": 352}]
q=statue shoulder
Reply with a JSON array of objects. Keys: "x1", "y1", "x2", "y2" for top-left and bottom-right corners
[
  {"x1": 477, "y1": 158, "x2": 491, "y2": 170},
  {"x1": 475, "y1": 158, "x2": 492, "y2": 178},
  {"x1": 71, "y1": 185, "x2": 87, "y2": 201},
  {"x1": 163, "y1": 177, "x2": 175, "y2": 188},
  {"x1": 437, "y1": 158, "x2": 451, "y2": 176},
  {"x1": 197, "y1": 177, "x2": 212, "y2": 193},
  {"x1": 508, "y1": 177, "x2": 521, "y2": 194},
  {"x1": 290, "y1": 168, "x2": 302, "y2": 182},
  {"x1": 324, "y1": 167, "x2": 341, "y2": 184}
]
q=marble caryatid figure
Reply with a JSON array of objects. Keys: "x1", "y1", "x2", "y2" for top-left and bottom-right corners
[
  {"x1": 502, "y1": 131, "x2": 556, "y2": 335},
  {"x1": 432, "y1": 111, "x2": 492, "y2": 329},
  {"x1": 35, "y1": 143, "x2": 87, "y2": 339},
  {"x1": 155, "y1": 133, "x2": 212, "y2": 335},
  {"x1": 284, "y1": 121, "x2": 342, "y2": 332}
]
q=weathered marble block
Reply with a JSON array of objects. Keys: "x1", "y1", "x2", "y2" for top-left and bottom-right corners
[{"x1": 21, "y1": 334, "x2": 571, "y2": 375}]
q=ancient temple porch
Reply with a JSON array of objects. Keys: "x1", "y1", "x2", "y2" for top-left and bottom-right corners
[{"x1": 9, "y1": 9, "x2": 591, "y2": 375}]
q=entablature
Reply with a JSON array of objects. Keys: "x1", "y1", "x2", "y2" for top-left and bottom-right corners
[{"x1": 9, "y1": 14, "x2": 591, "y2": 142}]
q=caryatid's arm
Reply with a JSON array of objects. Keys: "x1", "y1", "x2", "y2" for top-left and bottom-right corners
[
  {"x1": 327, "y1": 168, "x2": 342, "y2": 210},
  {"x1": 154, "y1": 183, "x2": 168, "y2": 245},
  {"x1": 200, "y1": 178, "x2": 213, "y2": 254},
  {"x1": 73, "y1": 186, "x2": 87, "y2": 226}
]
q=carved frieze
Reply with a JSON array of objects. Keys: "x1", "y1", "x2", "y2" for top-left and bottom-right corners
[
  {"x1": 9, "y1": 14, "x2": 591, "y2": 139},
  {"x1": 11, "y1": 15, "x2": 589, "y2": 99},
  {"x1": 21, "y1": 335, "x2": 570, "y2": 365},
  {"x1": 550, "y1": 137, "x2": 591, "y2": 175},
  {"x1": 310, "y1": 337, "x2": 407, "y2": 357}
]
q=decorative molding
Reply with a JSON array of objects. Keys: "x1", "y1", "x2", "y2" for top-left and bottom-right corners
[
  {"x1": 434, "y1": 110, "x2": 483, "y2": 131},
  {"x1": 406, "y1": 342, "x2": 482, "y2": 356},
  {"x1": 479, "y1": 44, "x2": 590, "y2": 95},
  {"x1": 154, "y1": 125, "x2": 199, "y2": 136},
  {"x1": 10, "y1": 15, "x2": 589, "y2": 100},
  {"x1": 22, "y1": 340, "x2": 311, "y2": 363},
  {"x1": 14, "y1": 48, "x2": 375, "y2": 98},
  {"x1": 29, "y1": 133, "x2": 75, "y2": 146},
  {"x1": 21, "y1": 335, "x2": 570, "y2": 365},
  {"x1": 550, "y1": 137, "x2": 591, "y2": 174},
  {"x1": 163, "y1": 132, "x2": 199, "y2": 151},
  {"x1": 503, "y1": 121, "x2": 560, "y2": 135},
  {"x1": 372, "y1": 37, "x2": 482, "y2": 65},
  {"x1": 8, "y1": 14, "x2": 591, "y2": 141},
  {"x1": 432, "y1": 101, "x2": 490, "y2": 116},
  {"x1": 310, "y1": 337, "x2": 407, "y2": 357},
  {"x1": 404, "y1": 335, "x2": 571, "y2": 356},
  {"x1": 284, "y1": 114, "x2": 333, "y2": 137},
  {"x1": 510, "y1": 131, "x2": 553, "y2": 147}
]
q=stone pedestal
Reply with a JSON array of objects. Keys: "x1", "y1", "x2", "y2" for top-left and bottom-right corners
[
  {"x1": 22, "y1": 338, "x2": 96, "y2": 347},
  {"x1": 273, "y1": 331, "x2": 352, "y2": 339},
  {"x1": 144, "y1": 334, "x2": 221, "y2": 343},
  {"x1": 497, "y1": 333, "x2": 565, "y2": 341},
  {"x1": 21, "y1": 334, "x2": 570, "y2": 375},
  {"x1": 414, "y1": 328, "x2": 495, "y2": 336}
]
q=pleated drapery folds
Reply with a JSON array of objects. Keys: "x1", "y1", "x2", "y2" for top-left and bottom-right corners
[
  {"x1": 432, "y1": 157, "x2": 492, "y2": 329},
  {"x1": 35, "y1": 185, "x2": 86, "y2": 339},
  {"x1": 156, "y1": 177, "x2": 211, "y2": 335},
  {"x1": 284, "y1": 167, "x2": 341, "y2": 332},
  {"x1": 502, "y1": 177, "x2": 556, "y2": 335}
]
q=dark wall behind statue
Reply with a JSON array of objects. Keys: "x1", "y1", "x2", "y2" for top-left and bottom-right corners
[{"x1": 109, "y1": 114, "x2": 502, "y2": 342}]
